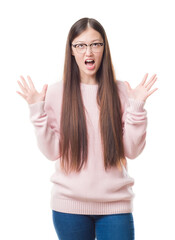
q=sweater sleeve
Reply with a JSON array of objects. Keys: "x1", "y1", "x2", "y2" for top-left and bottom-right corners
[
  {"x1": 28, "y1": 85, "x2": 60, "y2": 161},
  {"x1": 122, "y1": 97, "x2": 147, "y2": 160}
]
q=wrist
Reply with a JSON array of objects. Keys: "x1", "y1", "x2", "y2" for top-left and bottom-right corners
[{"x1": 128, "y1": 98, "x2": 146, "y2": 112}]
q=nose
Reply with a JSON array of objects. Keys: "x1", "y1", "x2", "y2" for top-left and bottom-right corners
[{"x1": 85, "y1": 45, "x2": 93, "y2": 55}]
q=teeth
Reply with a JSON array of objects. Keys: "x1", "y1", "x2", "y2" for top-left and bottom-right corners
[{"x1": 86, "y1": 60, "x2": 94, "y2": 62}]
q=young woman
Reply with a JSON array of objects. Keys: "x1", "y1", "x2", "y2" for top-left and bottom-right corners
[{"x1": 16, "y1": 17, "x2": 158, "y2": 240}]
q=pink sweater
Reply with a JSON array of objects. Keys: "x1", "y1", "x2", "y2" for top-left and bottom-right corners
[{"x1": 28, "y1": 80, "x2": 147, "y2": 215}]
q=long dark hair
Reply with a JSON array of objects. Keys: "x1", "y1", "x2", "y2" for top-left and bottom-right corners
[{"x1": 59, "y1": 17, "x2": 126, "y2": 174}]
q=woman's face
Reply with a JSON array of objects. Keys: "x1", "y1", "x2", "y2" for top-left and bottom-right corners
[{"x1": 71, "y1": 27, "x2": 104, "y2": 82}]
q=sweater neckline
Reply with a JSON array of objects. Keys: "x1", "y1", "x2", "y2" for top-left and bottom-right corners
[{"x1": 80, "y1": 82, "x2": 98, "y2": 90}]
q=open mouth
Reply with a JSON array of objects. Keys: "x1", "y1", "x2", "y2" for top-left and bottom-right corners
[{"x1": 85, "y1": 60, "x2": 95, "y2": 65}]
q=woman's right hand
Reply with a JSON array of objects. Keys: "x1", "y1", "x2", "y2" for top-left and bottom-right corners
[{"x1": 16, "y1": 75, "x2": 48, "y2": 105}]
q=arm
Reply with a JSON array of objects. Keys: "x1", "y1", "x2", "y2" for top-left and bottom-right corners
[
  {"x1": 122, "y1": 98, "x2": 147, "y2": 159},
  {"x1": 28, "y1": 85, "x2": 60, "y2": 161},
  {"x1": 121, "y1": 73, "x2": 158, "y2": 159}
]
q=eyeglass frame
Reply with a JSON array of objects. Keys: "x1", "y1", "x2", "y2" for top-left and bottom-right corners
[{"x1": 71, "y1": 42, "x2": 104, "y2": 53}]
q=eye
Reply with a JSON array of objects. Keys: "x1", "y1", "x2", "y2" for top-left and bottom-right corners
[
  {"x1": 76, "y1": 44, "x2": 86, "y2": 49},
  {"x1": 92, "y1": 43, "x2": 101, "y2": 47}
]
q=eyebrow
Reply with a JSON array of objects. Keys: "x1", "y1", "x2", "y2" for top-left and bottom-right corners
[{"x1": 74, "y1": 39, "x2": 102, "y2": 43}]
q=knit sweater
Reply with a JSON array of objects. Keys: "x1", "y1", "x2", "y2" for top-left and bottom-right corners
[{"x1": 28, "y1": 80, "x2": 147, "y2": 215}]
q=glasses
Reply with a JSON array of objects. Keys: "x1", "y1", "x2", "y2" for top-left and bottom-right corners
[{"x1": 71, "y1": 42, "x2": 104, "y2": 53}]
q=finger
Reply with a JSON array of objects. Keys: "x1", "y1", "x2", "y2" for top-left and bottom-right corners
[
  {"x1": 20, "y1": 75, "x2": 30, "y2": 91},
  {"x1": 146, "y1": 77, "x2": 157, "y2": 91},
  {"x1": 16, "y1": 91, "x2": 27, "y2": 100},
  {"x1": 17, "y1": 80, "x2": 28, "y2": 94},
  {"x1": 145, "y1": 74, "x2": 157, "y2": 88},
  {"x1": 146, "y1": 88, "x2": 158, "y2": 99},
  {"x1": 140, "y1": 73, "x2": 148, "y2": 86},
  {"x1": 27, "y1": 75, "x2": 36, "y2": 90}
]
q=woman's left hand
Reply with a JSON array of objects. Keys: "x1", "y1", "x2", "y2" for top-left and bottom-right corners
[{"x1": 124, "y1": 73, "x2": 158, "y2": 102}]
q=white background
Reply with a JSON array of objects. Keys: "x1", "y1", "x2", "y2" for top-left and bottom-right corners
[{"x1": 0, "y1": 0, "x2": 175, "y2": 239}]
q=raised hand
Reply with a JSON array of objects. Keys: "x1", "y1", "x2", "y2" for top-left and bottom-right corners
[
  {"x1": 16, "y1": 75, "x2": 48, "y2": 105},
  {"x1": 124, "y1": 73, "x2": 158, "y2": 102}
]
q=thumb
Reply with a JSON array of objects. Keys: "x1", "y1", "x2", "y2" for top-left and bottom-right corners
[
  {"x1": 41, "y1": 84, "x2": 48, "y2": 98},
  {"x1": 124, "y1": 81, "x2": 132, "y2": 91}
]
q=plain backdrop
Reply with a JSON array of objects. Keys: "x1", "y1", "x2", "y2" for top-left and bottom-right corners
[{"x1": 0, "y1": 0, "x2": 175, "y2": 239}]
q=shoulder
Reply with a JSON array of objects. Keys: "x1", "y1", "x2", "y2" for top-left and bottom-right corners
[
  {"x1": 46, "y1": 80, "x2": 63, "y2": 100},
  {"x1": 115, "y1": 79, "x2": 129, "y2": 112},
  {"x1": 116, "y1": 79, "x2": 128, "y2": 101},
  {"x1": 45, "y1": 80, "x2": 63, "y2": 111},
  {"x1": 47, "y1": 80, "x2": 63, "y2": 94}
]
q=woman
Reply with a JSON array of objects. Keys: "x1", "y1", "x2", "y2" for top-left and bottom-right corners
[{"x1": 16, "y1": 17, "x2": 158, "y2": 240}]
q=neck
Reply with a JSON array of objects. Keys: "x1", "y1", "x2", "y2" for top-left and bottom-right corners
[{"x1": 80, "y1": 76, "x2": 97, "y2": 85}]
